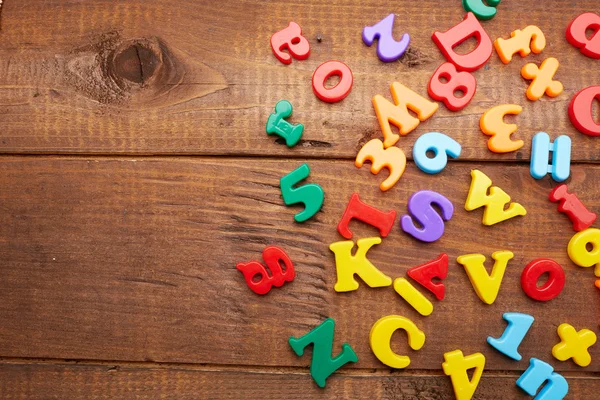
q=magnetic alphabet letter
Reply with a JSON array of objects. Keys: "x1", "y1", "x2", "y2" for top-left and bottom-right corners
[
  {"x1": 517, "y1": 358, "x2": 569, "y2": 400},
  {"x1": 362, "y1": 14, "x2": 410, "y2": 62},
  {"x1": 568, "y1": 86, "x2": 600, "y2": 136},
  {"x1": 373, "y1": 82, "x2": 439, "y2": 148},
  {"x1": 549, "y1": 184, "x2": 596, "y2": 231},
  {"x1": 521, "y1": 258, "x2": 565, "y2": 302},
  {"x1": 552, "y1": 323, "x2": 597, "y2": 367},
  {"x1": 480, "y1": 104, "x2": 523, "y2": 153},
  {"x1": 462, "y1": 0, "x2": 501, "y2": 21},
  {"x1": 530, "y1": 132, "x2": 571, "y2": 182},
  {"x1": 289, "y1": 318, "x2": 358, "y2": 388},
  {"x1": 566, "y1": 13, "x2": 600, "y2": 59},
  {"x1": 271, "y1": 22, "x2": 310, "y2": 64},
  {"x1": 401, "y1": 190, "x2": 454, "y2": 243},
  {"x1": 337, "y1": 193, "x2": 396, "y2": 239},
  {"x1": 413, "y1": 132, "x2": 462, "y2": 174},
  {"x1": 266, "y1": 100, "x2": 304, "y2": 147},
  {"x1": 428, "y1": 62, "x2": 477, "y2": 111},
  {"x1": 236, "y1": 246, "x2": 295, "y2": 295},
  {"x1": 393, "y1": 278, "x2": 434, "y2": 316},
  {"x1": 280, "y1": 164, "x2": 324, "y2": 222},
  {"x1": 355, "y1": 139, "x2": 407, "y2": 191},
  {"x1": 487, "y1": 312, "x2": 535, "y2": 361},
  {"x1": 330, "y1": 237, "x2": 392, "y2": 292},
  {"x1": 457, "y1": 251, "x2": 514, "y2": 305},
  {"x1": 312, "y1": 61, "x2": 353, "y2": 103},
  {"x1": 465, "y1": 170, "x2": 527, "y2": 226},
  {"x1": 568, "y1": 228, "x2": 600, "y2": 277},
  {"x1": 521, "y1": 58, "x2": 563, "y2": 101},
  {"x1": 494, "y1": 26, "x2": 546, "y2": 64},
  {"x1": 432, "y1": 12, "x2": 493, "y2": 72},
  {"x1": 407, "y1": 254, "x2": 448, "y2": 300},
  {"x1": 442, "y1": 350, "x2": 486, "y2": 400},
  {"x1": 369, "y1": 315, "x2": 425, "y2": 369}
]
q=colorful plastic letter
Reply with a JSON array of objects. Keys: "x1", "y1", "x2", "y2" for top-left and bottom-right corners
[
  {"x1": 393, "y1": 278, "x2": 434, "y2": 316},
  {"x1": 428, "y1": 63, "x2": 477, "y2": 111},
  {"x1": 362, "y1": 14, "x2": 410, "y2": 62},
  {"x1": 457, "y1": 251, "x2": 513, "y2": 305},
  {"x1": 566, "y1": 13, "x2": 600, "y2": 59},
  {"x1": 442, "y1": 350, "x2": 486, "y2": 400},
  {"x1": 401, "y1": 190, "x2": 454, "y2": 243},
  {"x1": 487, "y1": 312, "x2": 534, "y2": 361},
  {"x1": 236, "y1": 246, "x2": 295, "y2": 295},
  {"x1": 372, "y1": 82, "x2": 439, "y2": 148},
  {"x1": 312, "y1": 61, "x2": 353, "y2": 103},
  {"x1": 552, "y1": 323, "x2": 597, "y2": 367},
  {"x1": 521, "y1": 259, "x2": 565, "y2": 302},
  {"x1": 280, "y1": 164, "x2": 324, "y2": 222},
  {"x1": 480, "y1": 104, "x2": 524, "y2": 153},
  {"x1": 369, "y1": 315, "x2": 425, "y2": 369},
  {"x1": 568, "y1": 228, "x2": 600, "y2": 276},
  {"x1": 465, "y1": 170, "x2": 527, "y2": 226},
  {"x1": 271, "y1": 22, "x2": 310, "y2": 64},
  {"x1": 516, "y1": 358, "x2": 568, "y2": 400},
  {"x1": 355, "y1": 139, "x2": 407, "y2": 191},
  {"x1": 432, "y1": 12, "x2": 493, "y2": 72},
  {"x1": 494, "y1": 26, "x2": 546, "y2": 64},
  {"x1": 407, "y1": 254, "x2": 449, "y2": 300},
  {"x1": 549, "y1": 184, "x2": 596, "y2": 231},
  {"x1": 330, "y1": 237, "x2": 392, "y2": 292},
  {"x1": 530, "y1": 132, "x2": 571, "y2": 182},
  {"x1": 289, "y1": 318, "x2": 358, "y2": 388},
  {"x1": 521, "y1": 58, "x2": 563, "y2": 101},
  {"x1": 266, "y1": 100, "x2": 304, "y2": 147},
  {"x1": 462, "y1": 0, "x2": 500, "y2": 21},
  {"x1": 337, "y1": 193, "x2": 396, "y2": 239},
  {"x1": 413, "y1": 132, "x2": 461, "y2": 174},
  {"x1": 568, "y1": 86, "x2": 600, "y2": 136}
]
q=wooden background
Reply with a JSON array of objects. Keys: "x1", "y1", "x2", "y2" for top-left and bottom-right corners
[{"x1": 0, "y1": 0, "x2": 599, "y2": 398}]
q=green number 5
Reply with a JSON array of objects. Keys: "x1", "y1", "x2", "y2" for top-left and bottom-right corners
[{"x1": 280, "y1": 164, "x2": 324, "y2": 222}]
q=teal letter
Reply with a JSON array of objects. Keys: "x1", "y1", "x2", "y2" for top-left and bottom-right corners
[
  {"x1": 463, "y1": 0, "x2": 501, "y2": 21},
  {"x1": 280, "y1": 164, "x2": 324, "y2": 222},
  {"x1": 289, "y1": 318, "x2": 358, "y2": 387}
]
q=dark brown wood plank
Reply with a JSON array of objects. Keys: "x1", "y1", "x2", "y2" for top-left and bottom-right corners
[
  {"x1": 0, "y1": 157, "x2": 598, "y2": 371},
  {"x1": 0, "y1": 0, "x2": 599, "y2": 159},
  {"x1": 0, "y1": 361, "x2": 599, "y2": 399}
]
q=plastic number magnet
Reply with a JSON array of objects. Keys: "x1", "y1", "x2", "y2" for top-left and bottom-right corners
[
  {"x1": 457, "y1": 251, "x2": 514, "y2": 305},
  {"x1": 549, "y1": 184, "x2": 597, "y2": 232},
  {"x1": 432, "y1": 12, "x2": 493, "y2": 72},
  {"x1": 569, "y1": 86, "x2": 600, "y2": 136},
  {"x1": 236, "y1": 246, "x2": 295, "y2": 295},
  {"x1": 462, "y1": 0, "x2": 501, "y2": 21},
  {"x1": 280, "y1": 164, "x2": 324, "y2": 222},
  {"x1": 289, "y1": 318, "x2": 358, "y2": 388},
  {"x1": 393, "y1": 278, "x2": 434, "y2": 316},
  {"x1": 521, "y1": 258, "x2": 565, "y2": 302},
  {"x1": 312, "y1": 61, "x2": 353, "y2": 103},
  {"x1": 271, "y1": 22, "x2": 310, "y2": 64},
  {"x1": 566, "y1": 13, "x2": 600, "y2": 59},
  {"x1": 428, "y1": 63, "x2": 477, "y2": 111},
  {"x1": 266, "y1": 100, "x2": 304, "y2": 147},
  {"x1": 552, "y1": 323, "x2": 597, "y2": 367},
  {"x1": 355, "y1": 139, "x2": 407, "y2": 191},
  {"x1": 568, "y1": 228, "x2": 600, "y2": 277},
  {"x1": 369, "y1": 315, "x2": 425, "y2": 369},
  {"x1": 407, "y1": 254, "x2": 448, "y2": 300},
  {"x1": 521, "y1": 58, "x2": 563, "y2": 101},
  {"x1": 480, "y1": 104, "x2": 523, "y2": 153},
  {"x1": 530, "y1": 132, "x2": 571, "y2": 182},
  {"x1": 401, "y1": 190, "x2": 454, "y2": 243},
  {"x1": 487, "y1": 312, "x2": 534, "y2": 361},
  {"x1": 465, "y1": 170, "x2": 526, "y2": 226},
  {"x1": 330, "y1": 237, "x2": 392, "y2": 293},
  {"x1": 517, "y1": 358, "x2": 568, "y2": 400},
  {"x1": 413, "y1": 132, "x2": 461, "y2": 174},
  {"x1": 442, "y1": 350, "x2": 486, "y2": 400},
  {"x1": 337, "y1": 193, "x2": 396, "y2": 239},
  {"x1": 362, "y1": 14, "x2": 410, "y2": 62},
  {"x1": 494, "y1": 26, "x2": 546, "y2": 64},
  {"x1": 373, "y1": 82, "x2": 439, "y2": 148}
]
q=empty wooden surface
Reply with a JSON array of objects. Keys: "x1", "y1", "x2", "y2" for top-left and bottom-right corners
[{"x1": 0, "y1": 0, "x2": 599, "y2": 398}]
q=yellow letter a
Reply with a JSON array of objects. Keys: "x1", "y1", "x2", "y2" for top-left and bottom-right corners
[
  {"x1": 465, "y1": 169, "x2": 526, "y2": 225},
  {"x1": 457, "y1": 251, "x2": 514, "y2": 304},
  {"x1": 329, "y1": 237, "x2": 392, "y2": 292},
  {"x1": 443, "y1": 350, "x2": 486, "y2": 400}
]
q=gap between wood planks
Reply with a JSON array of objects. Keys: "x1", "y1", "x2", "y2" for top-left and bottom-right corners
[
  {"x1": 0, "y1": 153, "x2": 598, "y2": 166},
  {"x1": 0, "y1": 356, "x2": 598, "y2": 379}
]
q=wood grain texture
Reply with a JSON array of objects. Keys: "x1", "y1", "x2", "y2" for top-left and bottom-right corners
[
  {"x1": 0, "y1": 157, "x2": 598, "y2": 373},
  {"x1": 0, "y1": 0, "x2": 599, "y2": 159},
  {"x1": 1, "y1": 361, "x2": 599, "y2": 399}
]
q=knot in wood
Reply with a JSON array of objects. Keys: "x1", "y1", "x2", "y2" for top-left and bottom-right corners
[{"x1": 111, "y1": 39, "x2": 161, "y2": 86}]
